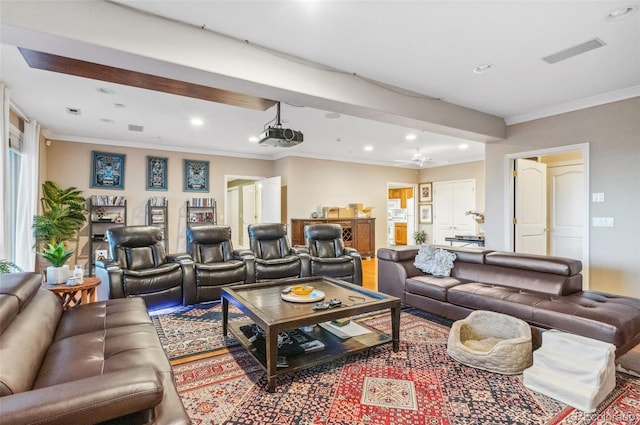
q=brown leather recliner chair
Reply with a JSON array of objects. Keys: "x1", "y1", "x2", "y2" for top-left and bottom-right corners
[
  {"x1": 304, "y1": 223, "x2": 363, "y2": 285},
  {"x1": 186, "y1": 225, "x2": 255, "y2": 302},
  {"x1": 96, "y1": 225, "x2": 196, "y2": 310},
  {"x1": 248, "y1": 223, "x2": 308, "y2": 281}
]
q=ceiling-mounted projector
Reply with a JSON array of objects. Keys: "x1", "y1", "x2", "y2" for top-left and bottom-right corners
[
  {"x1": 258, "y1": 102, "x2": 304, "y2": 147},
  {"x1": 259, "y1": 127, "x2": 304, "y2": 147}
]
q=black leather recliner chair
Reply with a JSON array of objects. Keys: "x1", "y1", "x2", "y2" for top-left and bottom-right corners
[
  {"x1": 247, "y1": 223, "x2": 308, "y2": 281},
  {"x1": 186, "y1": 225, "x2": 255, "y2": 302},
  {"x1": 96, "y1": 225, "x2": 196, "y2": 310},
  {"x1": 304, "y1": 223, "x2": 363, "y2": 285}
]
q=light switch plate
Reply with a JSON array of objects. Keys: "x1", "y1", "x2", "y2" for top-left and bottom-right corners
[
  {"x1": 592, "y1": 192, "x2": 605, "y2": 202},
  {"x1": 592, "y1": 217, "x2": 614, "y2": 227}
]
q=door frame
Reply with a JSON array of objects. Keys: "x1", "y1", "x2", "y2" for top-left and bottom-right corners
[
  {"x1": 386, "y1": 181, "x2": 418, "y2": 245},
  {"x1": 504, "y1": 143, "x2": 590, "y2": 288}
]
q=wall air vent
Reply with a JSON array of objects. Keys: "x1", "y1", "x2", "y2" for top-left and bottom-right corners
[
  {"x1": 128, "y1": 124, "x2": 144, "y2": 132},
  {"x1": 543, "y1": 38, "x2": 606, "y2": 64}
]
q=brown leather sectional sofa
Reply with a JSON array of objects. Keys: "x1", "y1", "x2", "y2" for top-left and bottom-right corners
[
  {"x1": 377, "y1": 245, "x2": 640, "y2": 357},
  {"x1": 0, "y1": 272, "x2": 190, "y2": 425}
]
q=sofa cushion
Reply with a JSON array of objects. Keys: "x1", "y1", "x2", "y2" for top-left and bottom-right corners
[
  {"x1": 447, "y1": 282, "x2": 542, "y2": 321},
  {"x1": 0, "y1": 272, "x2": 42, "y2": 311},
  {"x1": 34, "y1": 323, "x2": 172, "y2": 389},
  {"x1": 475, "y1": 264, "x2": 582, "y2": 296},
  {"x1": 0, "y1": 289, "x2": 62, "y2": 396},
  {"x1": 53, "y1": 298, "x2": 152, "y2": 341},
  {"x1": 485, "y1": 252, "x2": 582, "y2": 276},
  {"x1": 406, "y1": 275, "x2": 468, "y2": 301}
]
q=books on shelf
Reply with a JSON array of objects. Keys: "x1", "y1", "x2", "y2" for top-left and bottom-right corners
[
  {"x1": 148, "y1": 196, "x2": 167, "y2": 207},
  {"x1": 91, "y1": 195, "x2": 126, "y2": 206},
  {"x1": 188, "y1": 197, "x2": 215, "y2": 207}
]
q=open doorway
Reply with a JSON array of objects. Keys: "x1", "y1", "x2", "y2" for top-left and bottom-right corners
[
  {"x1": 386, "y1": 182, "x2": 417, "y2": 246},
  {"x1": 224, "y1": 175, "x2": 282, "y2": 249},
  {"x1": 508, "y1": 143, "x2": 589, "y2": 287}
]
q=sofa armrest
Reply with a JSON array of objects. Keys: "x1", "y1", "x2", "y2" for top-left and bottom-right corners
[
  {"x1": 348, "y1": 251, "x2": 363, "y2": 286},
  {"x1": 296, "y1": 251, "x2": 311, "y2": 277},
  {"x1": 234, "y1": 250, "x2": 256, "y2": 283},
  {"x1": 0, "y1": 366, "x2": 163, "y2": 425},
  {"x1": 376, "y1": 248, "x2": 424, "y2": 302},
  {"x1": 167, "y1": 253, "x2": 196, "y2": 306}
]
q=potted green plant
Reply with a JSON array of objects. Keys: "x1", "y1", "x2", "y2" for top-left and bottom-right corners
[
  {"x1": 0, "y1": 260, "x2": 23, "y2": 274},
  {"x1": 32, "y1": 181, "x2": 87, "y2": 270},
  {"x1": 38, "y1": 242, "x2": 74, "y2": 284},
  {"x1": 414, "y1": 229, "x2": 427, "y2": 245}
]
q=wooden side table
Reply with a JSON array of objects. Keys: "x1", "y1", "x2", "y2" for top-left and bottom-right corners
[{"x1": 45, "y1": 277, "x2": 101, "y2": 309}]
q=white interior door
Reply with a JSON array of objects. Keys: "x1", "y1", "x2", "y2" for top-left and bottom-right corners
[
  {"x1": 226, "y1": 187, "x2": 240, "y2": 247},
  {"x1": 433, "y1": 179, "x2": 476, "y2": 245},
  {"x1": 515, "y1": 158, "x2": 547, "y2": 255},
  {"x1": 257, "y1": 176, "x2": 281, "y2": 223},
  {"x1": 548, "y1": 164, "x2": 584, "y2": 260},
  {"x1": 241, "y1": 184, "x2": 256, "y2": 248}
]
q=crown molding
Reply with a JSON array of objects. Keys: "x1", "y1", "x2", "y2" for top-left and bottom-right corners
[{"x1": 505, "y1": 86, "x2": 640, "y2": 125}]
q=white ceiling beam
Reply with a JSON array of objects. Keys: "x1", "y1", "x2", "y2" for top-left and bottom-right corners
[{"x1": 0, "y1": 0, "x2": 506, "y2": 142}]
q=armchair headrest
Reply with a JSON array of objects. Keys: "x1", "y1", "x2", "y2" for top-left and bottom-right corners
[
  {"x1": 106, "y1": 226, "x2": 163, "y2": 247},
  {"x1": 304, "y1": 224, "x2": 342, "y2": 241},
  {"x1": 187, "y1": 225, "x2": 232, "y2": 244},
  {"x1": 248, "y1": 223, "x2": 288, "y2": 240}
]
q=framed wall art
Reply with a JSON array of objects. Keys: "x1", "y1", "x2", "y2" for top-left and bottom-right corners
[
  {"x1": 146, "y1": 156, "x2": 168, "y2": 191},
  {"x1": 419, "y1": 204, "x2": 433, "y2": 224},
  {"x1": 183, "y1": 159, "x2": 209, "y2": 192},
  {"x1": 419, "y1": 182, "x2": 432, "y2": 203},
  {"x1": 91, "y1": 151, "x2": 125, "y2": 189}
]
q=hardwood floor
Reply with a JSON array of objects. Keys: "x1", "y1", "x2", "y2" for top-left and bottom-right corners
[{"x1": 362, "y1": 258, "x2": 377, "y2": 291}]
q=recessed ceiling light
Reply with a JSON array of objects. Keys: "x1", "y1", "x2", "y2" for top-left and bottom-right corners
[
  {"x1": 473, "y1": 64, "x2": 495, "y2": 74},
  {"x1": 606, "y1": 5, "x2": 637, "y2": 21},
  {"x1": 405, "y1": 134, "x2": 417, "y2": 141},
  {"x1": 248, "y1": 136, "x2": 259, "y2": 143},
  {"x1": 458, "y1": 143, "x2": 469, "y2": 150},
  {"x1": 100, "y1": 118, "x2": 114, "y2": 123},
  {"x1": 364, "y1": 146, "x2": 373, "y2": 152},
  {"x1": 325, "y1": 112, "x2": 341, "y2": 119},
  {"x1": 191, "y1": 118, "x2": 204, "y2": 126},
  {"x1": 97, "y1": 87, "x2": 115, "y2": 95}
]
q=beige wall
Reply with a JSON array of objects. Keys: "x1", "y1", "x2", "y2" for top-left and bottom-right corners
[
  {"x1": 43, "y1": 140, "x2": 274, "y2": 263},
  {"x1": 276, "y1": 156, "x2": 419, "y2": 250},
  {"x1": 417, "y1": 160, "x2": 485, "y2": 243},
  {"x1": 485, "y1": 97, "x2": 640, "y2": 297}
]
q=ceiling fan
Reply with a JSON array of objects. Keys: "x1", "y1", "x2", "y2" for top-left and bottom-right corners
[{"x1": 393, "y1": 150, "x2": 448, "y2": 168}]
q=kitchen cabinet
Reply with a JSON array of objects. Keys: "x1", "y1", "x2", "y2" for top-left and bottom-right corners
[
  {"x1": 290, "y1": 218, "x2": 376, "y2": 258},
  {"x1": 394, "y1": 222, "x2": 407, "y2": 245},
  {"x1": 388, "y1": 187, "x2": 414, "y2": 208}
]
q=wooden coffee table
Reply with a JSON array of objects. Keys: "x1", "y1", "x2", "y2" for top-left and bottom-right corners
[{"x1": 222, "y1": 276, "x2": 401, "y2": 392}]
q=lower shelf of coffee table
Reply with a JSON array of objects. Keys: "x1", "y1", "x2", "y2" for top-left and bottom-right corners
[{"x1": 228, "y1": 319, "x2": 393, "y2": 375}]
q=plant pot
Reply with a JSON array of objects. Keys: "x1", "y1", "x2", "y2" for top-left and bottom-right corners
[{"x1": 46, "y1": 265, "x2": 69, "y2": 284}]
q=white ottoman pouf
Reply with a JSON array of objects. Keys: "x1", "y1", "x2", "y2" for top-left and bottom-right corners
[{"x1": 447, "y1": 310, "x2": 533, "y2": 375}]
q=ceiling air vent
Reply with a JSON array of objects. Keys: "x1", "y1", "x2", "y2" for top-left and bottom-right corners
[
  {"x1": 128, "y1": 124, "x2": 144, "y2": 132},
  {"x1": 542, "y1": 38, "x2": 606, "y2": 64}
]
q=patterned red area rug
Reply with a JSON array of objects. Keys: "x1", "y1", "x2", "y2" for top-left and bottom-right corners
[{"x1": 158, "y1": 303, "x2": 640, "y2": 424}]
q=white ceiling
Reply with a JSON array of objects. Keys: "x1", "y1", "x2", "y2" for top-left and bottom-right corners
[{"x1": 1, "y1": 1, "x2": 639, "y2": 168}]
